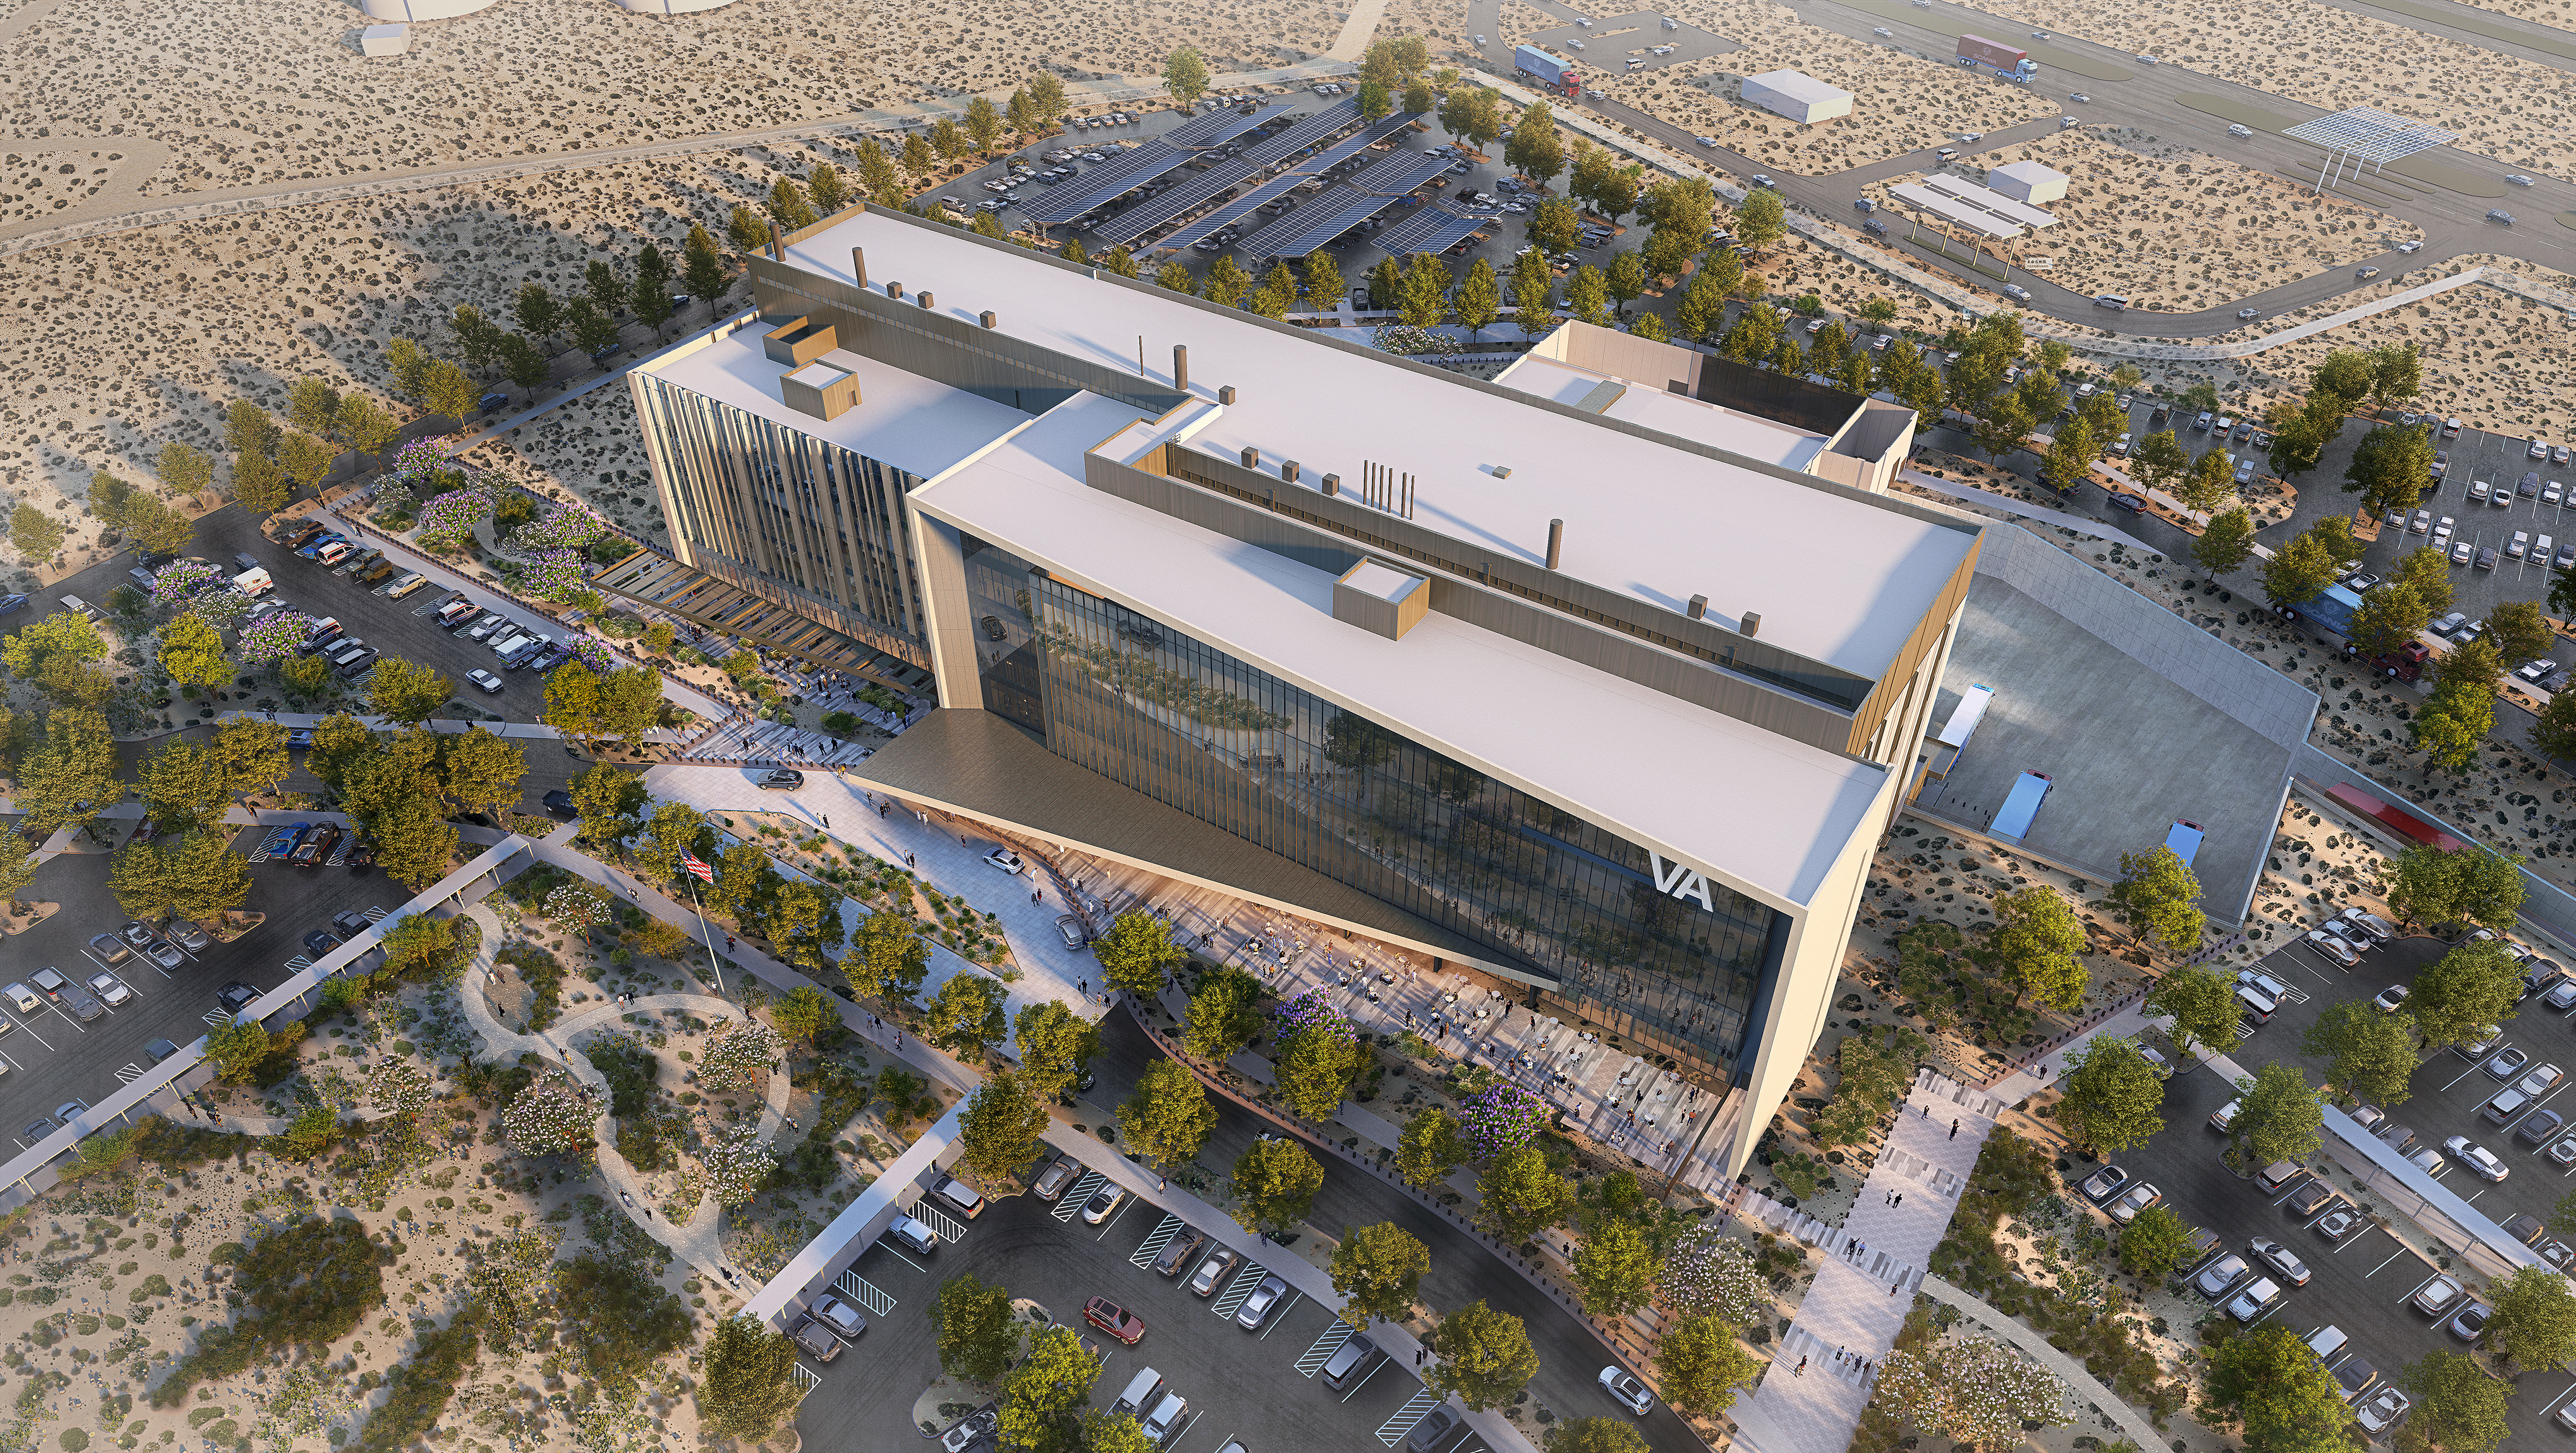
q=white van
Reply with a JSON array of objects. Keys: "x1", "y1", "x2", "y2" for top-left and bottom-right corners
[
  {"x1": 1112, "y1": 1368, "x2": 1163, "y2": 1418},
  {"x1": 1140, "y1": 1391, "x2": 1188, "y2": 1444},
  {"x1": 488, "y1": 630, "x2": 535, "y2": 658}
]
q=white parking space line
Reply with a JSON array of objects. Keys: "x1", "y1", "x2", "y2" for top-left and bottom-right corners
[
  {"x1": 2463, "y1": 1187, "x2": 2488, "y2": 1204},
  {"x1": 7, "y1": 1020, "x2": 53, "y2": 1054},
  {"x1": 1342, "y1": 1356, "x2": 1390, "y2": 1402},
  {"x1": 1260, "y1": 1292, "x2": 1303, "y2": 1339},
  {"x1": 1165, "y1": 1412, "x2": 1202, "y2": 1450},
  {"x1": 0, "y1": 1050, "x2": 21, "y2": 1075},
  {"x1": 876, "y1": 1243, "x2": 929, "y2": 1276},
  {"x1": 2398, "y1": 1270, "x2": 2443, "y2": 1301},
  {"x1": 2441, "y1": 1056, "x2": 2500, "y2": 1093},
  {"x1": 42, "y1": 1002, "x2": 86, "y2": 1035},
  {"x1": 1095, "y1": 1194, "x2": 1137, "y2": 1241}
]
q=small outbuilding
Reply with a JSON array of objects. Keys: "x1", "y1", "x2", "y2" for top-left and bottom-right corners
[
  {"x1": 358, "y1": 23, "x2": 412, "y2": 54},
  {"x1": 1738, "y1": 70, "x2": 1855, "y2": 125},
  {"x1": 1986, "y1": 160, "x2": 2070, "y2": 205}
]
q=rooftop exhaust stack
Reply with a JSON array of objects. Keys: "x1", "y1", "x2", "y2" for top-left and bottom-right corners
[
  {"x1": 1742, "y1": 611, "x2": 1763, "y2": 637},
  {"x1": 1687, "y1": 595, "x2": 1708, "y2": 621},
  {"x1": 979, "y1": 310, "x2": 997, "y2": 329},
  {"x1": 887, "y1": 281, "x2": 904, "y2": 301},
  {"x1": 1174, "y1": 345, "x2": 1190, "y2": 392},
  {"x1": 1322, "y1": 473, "x2": 1341, "y2": 496},
  {"x1": 918, "y1": 290, "x2": 935, "y2": 310},
  {"x1": 1546, "y1": 519, "x2": 1563, "y2": 571},
  {"x1": 1241, "y1": 446, "x2": 1259, "y2": 470},
  {"x1": 850, "y1": 247, "x2": 867, "y2": 287},
  {"x1": 1219, "y1": 385, "x2": 1238, "y2": 404},
  {"x1": 1282, "y1": 461, "x2": 1301, "y2": 484}
]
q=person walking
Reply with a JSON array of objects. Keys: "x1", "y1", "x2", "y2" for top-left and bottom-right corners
[
  {"x1": 1891, "y1": 1193, "x2": 1903, "y2": 1210},
  {"x1": 1950, "y1": 1118, "x2": 1960, "y2": 1139},
  {"x1": 1795, "y1": 1357, "x2": 1807, "y2": 1377}
]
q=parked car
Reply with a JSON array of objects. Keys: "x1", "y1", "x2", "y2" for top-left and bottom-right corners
[
  {"x1": 1406, "y1": 1407, "x2": 1460, "y2": 1452},
  {"x1": 2195, "y1": 1254, "x2": 2251, "y2": 1299},
  {"x1": 1188, "y1": 1246, "x2": 1240, "y2": 1297},
  {"x1": 2107, "y1": 1183, "x2": 2162, "y2": 1223},
  {"x1": 2413, "y1": 1274, "x2": 2463, "y2": 1313},
  {"x1": 1081, "y1": 1183, "x2": 1128, "y2": 1225},
  {"x1": 1234, "y1": 1275, "x2": 1289, "y2": 1330},
  {"x1": 2444, "y1": 1136, "x2": 2510, "y2": 1180},
  {"x1": 2357, "y1": 1386, "x2": 2413, "y2": 1435},
  {"x1": 2226, "y1": 1277, "x2": 2284, "y2": 1322},
  {"x1": 2285, "y1": 1179, "x2": 2337, "y2": 1217},
  {"x1": 1598, "y1": 1366, "x2": 1656, "y2": 1415},
  {"x1": 788, "y1": 1316, "x2": 843, "y2": 1363},
  {"x1": 1033, "y1": 1156, "x2": 1080, "y2": 1201},
  {"x1": 2486, "y1": 1047, "x2": 2531, "y2": 1079},
  {"x1": 758, "y1": 769, "x2": 804, "y2": 791},
  {"x1": 85, "y1": 933, "x2": 131, "y2": 966},
  {"x1": 2518, "y1": 1110, "x2": 2566, "y2": 1146},
  {"x1": 465, "y1": 669, "x2": 504, "y2": 694},
  {"x1": 1054, "y1": 915, "x2": 1088, "y2": 950},
  {"x1": 1151, "y1": 1225, "x2": 1209, "y2": 1278},
  {"x1": 1084, "y1": 1297, "x2": 1147, "y2": 1345},
  {"x1": 2314, "y1": 1206, "x2": 2364, "y2": 1241},
  {"x1": 931, "y1": 1174, "x2": 985, "y2": 1219},
  {"x1": 2079, "y1": 1165, "x2": 2131, "y2": 1203},
  {"x1": 85, "y1": 972, "x2": 131, "y2": 1008}
]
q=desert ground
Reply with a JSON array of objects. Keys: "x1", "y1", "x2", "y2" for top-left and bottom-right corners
[
  {"x1": 1970, "y1": 0, "x2": 2573, "y2": 179},
  {"x1": 1855, "y1": 126, "x2": 2422, "y2": 314},
  {"x1": 1583, "y1": 0, "x2": 2056, "y2": 171}
]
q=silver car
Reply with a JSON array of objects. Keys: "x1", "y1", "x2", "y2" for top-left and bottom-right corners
[
  {"x1": 1190, "y1": 1246, "x2": 1241, "y2": 1297},
  {"x1": 2195, "y1": 1253, "x2": 2250, "y2": 1299},
  {"x1": 1234, "y1": 1274, "x2": 1289, "y2": 1330},
  {"x1": 168, "y1": 921, "x2": 212, "y2": 952}
]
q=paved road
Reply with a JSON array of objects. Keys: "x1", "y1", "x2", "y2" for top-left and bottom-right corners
[
  {"x1": 1089, "y1": 1009, "x2": 1705, "y2": 1449},
  {"x1": 1457, "y1": 0, "x2": 2576, "y2": 336}
]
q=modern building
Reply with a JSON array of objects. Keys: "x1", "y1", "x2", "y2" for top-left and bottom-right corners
[
  {"x1": 623, "y1": 203, "x2": 1982, "y2": 1179},
  {"x1": 1738, "y1": 70, "x2": 1856, "y2": 125},
  {"x1": 1985, "y1": 159, "x2": 2071, "y2": 206}
]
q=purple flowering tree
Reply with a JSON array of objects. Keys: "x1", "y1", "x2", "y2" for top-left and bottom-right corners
[
  {"x1": 515, "y1": 501, "x2": 609, "y2": 552},
  {"x1": 567, "y1": 634, "x2": 617, "y2": 675},
  {"x1": 1273, "y1": 987, "x2": 1368, "y2": 1120},
  {"x1": 414, "y1": 488, "x2": 492, "y2": 550},
  {"x1": 237, "y1": 612, "x2": 310, "y2": 665},
  {"x1": 388, "y1": 437, "x2": 456, "y2": 480},
  {"x1": 1456, "y1": 1081, "x2": 1550, "y2": 1163},
  {"x1": 149, "y1": 560, "x2": 227, "y2": 605},
  {"x1": 505, "y1": 548, "x2": 587, "y2": 602}
]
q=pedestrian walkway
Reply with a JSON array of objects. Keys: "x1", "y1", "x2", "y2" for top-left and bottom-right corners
[
  {"x1": 1726, "y1": 1068, "x2": 2005, "y2": 1453},
  {"x1": 1915, "y1": 1273, "x2": 2168, "y2": 1453}
]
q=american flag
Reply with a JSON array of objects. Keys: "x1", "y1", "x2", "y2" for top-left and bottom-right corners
[{"x1": 681, "y1": 851, "x2": 714, "y2": 883}]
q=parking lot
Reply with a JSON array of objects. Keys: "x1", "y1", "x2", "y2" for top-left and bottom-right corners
[
  {"x1": 2096, "y1": 927, "x2": 2576, "y2": 1444},
  {"x1": 792, "y1": 1179, "x2": 1494, "y2": 1453},
  {"x1": 0, "y1": 820, "x2": 396, "y2": 1152}
]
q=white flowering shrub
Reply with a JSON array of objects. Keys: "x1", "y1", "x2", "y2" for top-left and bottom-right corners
[
  {"x1": 1660, "y1": 1226, "x2": 1771, "y2": 1325},
  {"x1": 697, "y1": 1021, "x2": 785, "y2": 1096},
  {"x1": 698, "y1": 1123, "x2": 778, "y2": 1207},
  {"x1": 501, "y1": 1072, "x2": 601, "y2": 1156},
  {"x1": 190, "y1": 590, "x2": 255, "y2": 630},
  {"x1": 1373, "y1": 323, "x2": 1451, "y2": 356},
  {"x1": 546, "y1": 882, "x2": 613, "y2": 935},
  {"x1": 366, "y1": 1059, "x2": 437, "y2": 1120},
  {"x1": 1872, "y1": 1335, "x2": 2072, "y2": 1449}
]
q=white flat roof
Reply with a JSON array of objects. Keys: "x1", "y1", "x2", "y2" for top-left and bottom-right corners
[
  {"x1": 646, "y1": 321, "x2": 1027, "y2": 482},
  {"x1": 1342, "y1": 559, "x2": 1421, "y2": 603},
  {"x1": 1494, "y1": 353, "x2": 1830, "y2": 472},
  {"x1": 1741, "y1": 69, "x2": 1854, "y2": 105},
  {"x1": 913, "y1": 393, "x2": 1891, "y2": 908},
  {"x1": 1988, "y1": 160, "x2": 2068, "y2": 187},
  {"x1": 769, "y1": 211, "x2": 1973, "y2": 680}
]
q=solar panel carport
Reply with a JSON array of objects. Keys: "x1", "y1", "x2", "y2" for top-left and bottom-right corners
[
  {"x1": 1346, "y1": 151, "x2": 1452, "y2": 196},
  {"x1": 1284, "y1": 113, "x2": 1420, "y2": 175},
  {"x1": 1232, "y1": 185, "x2": 1389, "y2": 259},
  {"x1": 1026, "y1": 141, "x2": 1188, "y2": 227},
  {"x1": 1238, "y1": 98, "x2": 1361, "y2": 167},
  {"x1": 1372, "y1": 204, "x2": 1488, "y2": 259},
  {"x1": 1088, "y1": 159, "x2": 1261, "y2": 250},
  {"x1": 1151, "y1": 174, "x2": 1312, "y2": 252},
  {"x1": 1164, "y1": 99, "x2": 1298, "y2": 149}
]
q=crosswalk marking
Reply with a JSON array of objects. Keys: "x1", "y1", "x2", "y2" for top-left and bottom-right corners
[
  {"x1": 114, "y1": 1064, "x2": 148, "y2": 1085},
  {"x1": 1376, "y1": 1389, "x2": 1444, "y2": 1446},
  {"x1": 1129, "y1": 1214, "x2": 1184, "y2": 1269},
  {"x1": 1296, "y1": 1321, "x2": 1353, "y2": 1377},
  {"x1": 364, "y1": 906, "x2": 390, "y2": 922},
  {"x1": 283, "y1": 955, "x2": 312, "y2": 973},
  {"x1": 201, "y1": 1009, "x2": 233, "y2": 1027},
  {"x1": 1211, "y1": 1262, "x2": 1269, "y2": 1318},
  {"x1": 834, "y1": 1270, "x2": 895, "y2": 1318},
  {"x1": 788, "y1": 1363, "x2": 821, "y2": 1398},
  {"x1": 907, "y1": 1198, "x2": 969, "y2": 1245},
  {"x1": 1053, "y1": 1170, "x2": 1105, "y2": 1222}
]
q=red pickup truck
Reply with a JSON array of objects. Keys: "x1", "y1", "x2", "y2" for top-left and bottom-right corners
[{"x1": 2366, "y1": 640, "x2": 2431, "y2": 681}]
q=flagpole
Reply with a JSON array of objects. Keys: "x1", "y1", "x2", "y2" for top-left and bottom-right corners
[{"x1": 681, "y1": 854, "x2": 726, "y2": 997}]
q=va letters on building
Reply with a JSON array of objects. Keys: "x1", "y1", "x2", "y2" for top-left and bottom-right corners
[{"x1": 1648, "y1": 852, "x2": 1716, "y2": 911}]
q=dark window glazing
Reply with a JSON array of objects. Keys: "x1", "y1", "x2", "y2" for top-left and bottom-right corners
[{"x1": 963, "y1": 541, "x2": 1780, "y2": 1080}]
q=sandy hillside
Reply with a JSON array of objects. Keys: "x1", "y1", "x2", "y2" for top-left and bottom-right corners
[
  {"x1": 1854, "y1": 126, "x2": 2420, "y2": 313},
  {"x1": 1970, "y1": 0, "x2": 2573, "y2": 177},
  {"x1": 1585, "y1": 0, "x2": 2056, "y2": 171}
]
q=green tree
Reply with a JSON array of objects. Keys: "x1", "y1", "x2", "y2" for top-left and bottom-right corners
[
  {"x1": 1564, "y1": 263, "x2": 1612, "y2": 327},
  {"x1": 204, "y1": 1018, "x2": 277, "y2": 1084},
  {"x1": 2115, "y1": 1202, "x2": 2197, "y2": 1277},
  {"x1": 1476, "y1": 1142, "x2": 1573, "y2": 1242},
  {"x1": 1203, "y1": 255, "x2": 1252, "y2": 309},
  {"x1": 385, "y1": 337, "x2": 435, "y2": 401},
  {"x1": 512, "y1": 282, "x2": 563, "y2": 348},
  {"x1": 2055, "y1": 1035, "x2": 2166, "y2": 1152},
  {"x1": 109, "y1": 839, "x2": 172, "y2": 921},
  {"x1": 125, "y1": 493, "x2": 197, "y2": 560},
  {"x1": 85, "y1": 471, "x2": 131, "y2": 534},
  {"x1": 1399, "y1": 251, "x2": 1449, "y2": 327},
  {"x1": 1092, "y1": 910, "x2": 1184, "y2": 998},
  {"x1": 1302, "y1": 252, "x2": 1345, "y2": 313},
  {"x1": 1508, "y1": 248, "x2": 1555, "y2": 337},
  {"x1": 1452, "y1": 257, "x2": 1502, "y2": 333},
  {"x1": 1230, "y1": 1136, "x2": 1324, "y2": 1236},
  {"x1": 1367, "y1": 255, "x2": 1404, "y2": 310},
  {"x1": 2482, "y1": 1264, "x2": 2576, "y2": 1371},
  {"x1": 701, "y1": 1315, "x2": 799, "y2": 1441},
  {"x1": 924, "y1": 972, "x2": 1010, "y2": 1059},
  {"x1": 2534, "y1": 690, "x2": 2576, "y2": 761},
  {"x1": 1527, "y1": 196, "x2": 1579, "y2": 254},
  {"x1": 158, "y1": 613, "x2": 231, "y2": 690},
  {"x1": 156, "y1": 441, "x2": 214, "y2": 500},
  {"x1": 2391, "y1": 544, "x2": 2454, "y2": 617},
  {"x1": 1026, "y1": 72, "x2": 1068, "y2": 128},
  {"x1": 963, "y1": 95, "x2": 1004, "y2": 155},
  {"x1": 2129, "y1": 428, "x2": 2191, "y2": 498},
  {"x1": 15, "y1": 708, "x2": 118, "y2": 840},
  {"x1": 1657, "y1": 1314, "x2": 1759, "y2": 1418},
  {"x1": 956, "y1": 1071, "x2": 1049, "y2": 1184},
  {"x1": 1548, "y1": 1419, "x2": 1650, "y2": 1453},
  {"x1": 2388, "y1": 843, "x2": 2524, "y2": 931},
  {"x1": 274, "y1": 431, "x2": 335, "y2": 496},
  {"x1": 2109, "y1": 843, "x2": 2203, "y2": 952},
  {"x1": 682, "y1": 223, "x2": 730, "y2": 306},
  {"x1": 1718, "y1": 301, "x2": 1785, "y2": 368},
  {"x1": 287, "y1": 376, "x2": 342, "y2": 437},
  {"x1": 844, "y1": 911, "x2": 932, "y2": 1005},
  {"x1": 1275, "y1": 1018, "x2": 1368, "y2": 1122},
  {"x1": 366, "y1": 656, "x2": 453, "y2": 725},
  {"x1": 568, "y1": 760, "x2": 648, "y2": 849},
  {"x1": 2348, "y1": 580, "x2": 2430, "y2": 657},
  {"x1": 2400, "y1": 1349, "x2": 2509, "y2": 1453},
  {"x1": 8, "y1": 502, "x2": 65, "y2": 563},
  {"x1": 1967, "y1": 396, "x2": 2036, "y2": 464},
  {"x1": 931, "y1": 1272, "x2": 1018, "y2": 1384},
  {"x1": 2487, "y1": 598, "x2": 2554, "y2": 667},
  {"x1": 1329, "y1": 1221, "x2": 1430, "y2": 1328},
  {"x1": 2146, "y1": 964, "x2": 2238, "y2": 1056},
  {"x1": 1570, "y1": 1214, "x2": 1655, "y2": 1319},
  {"x1": 2342, "y1": 423, "x2": 2435, "y2": 520},
  {"x1": 2552, "y1": 1187, "x2": 2576, "y2": 1238},
  {"x1": 1736, "y1": 187, "x2": 1787, "y2": 254},
  {"x1": 499, "y1": 334, "x2": 550, "y2": 392},
  {"x1": 1013, "y1": 1000, "x2": 1099, "y2": 1101},
  {"x1": 2203, "y1": 1323, "x2": 2352, "y2": 1452},
  {"x1": 1986, "y1": 887, "x2": 2088, "y2": 1010},
  {"x1": 1182, "y1": 966, "x2": 1263, "y2": 1060},
  {"x1": 1396, "y1": 1105, "x2": 1468, "y2": 1189},
  {"x1": 2173, "y1": 445, "x2": 2238, "y2": 515},
  {"x1": 2410, "y1": 937, "x2": 2523, "y2": 1050},
  {"x1": 1163, "y1": 46, "x2": 1210, "y2": 105},
  {"x1": 162, "y1": 830, "x2": 252, "y2": 923},
  {"x1": 2309, "y1": 348, "x2": 2374, "y2": 405},
  {"x1": 2368, "y1": 343, "x2": 2423, "y2": 409},
  {"x1": 420, "y1": 360, "x2": 479, "y2": 423},
  {"x1": 567, "y1": 298, "x2": 620, "y2": 357},
  {"x1": 2192, "y1": 507, "x2": 2259, "y2": 577},
  {"x1": 1503, "y1": 102, "x2": 1565, "y2": 185},
  {"x1": 768, "y1": 984, "x2": 831, "y2": 1048},
  {"x1": 1118, "y1": 1057, "x2": 1216, "y2": 1169},
  {"x1": 336, "y1": 394, "x2": 402, "y2": 457},
  {"x1": 996, "y1": 1323, "x2": 1097, "y2": 1452},
  {"x1": 1424, "y1": 1301, "x2": 1539, "y2": 1412},
  {"x1": 2301, "y1": 1001, "x2": 2419, "y2": 1106},
  {"x1": 2232, "y1": 1061, "x2": 2323, "y2": 1168}
]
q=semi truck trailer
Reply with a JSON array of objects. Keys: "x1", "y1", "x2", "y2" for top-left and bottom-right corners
[
  {"x1": 1514, "y1": 44, "x2": 1583, "y2": 95},
  {"x1": 1955, "y1": 34, "x2": 2038, "y2": 81}
]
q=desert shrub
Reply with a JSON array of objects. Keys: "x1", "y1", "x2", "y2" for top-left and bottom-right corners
[{"x1": 351, "y1": 1316, "x2": 478, "y2": 1453}]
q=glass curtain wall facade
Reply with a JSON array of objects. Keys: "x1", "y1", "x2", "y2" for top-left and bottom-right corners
[
  {"x1": 633, "y1": 374, "x2": 931, "y2": 657},
  {"x1": 964, "y1": 538, "x2": 1785, "y2": 1081}
]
